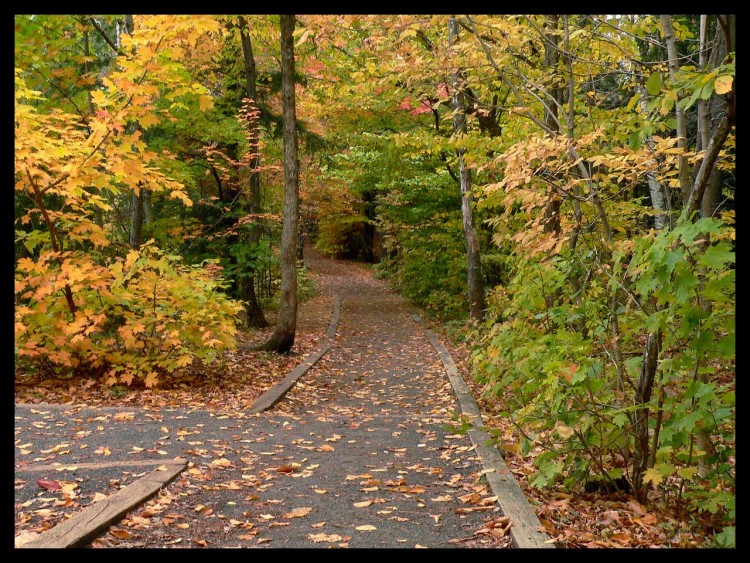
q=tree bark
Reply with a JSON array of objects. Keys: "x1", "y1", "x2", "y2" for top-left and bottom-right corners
[
  {"x1": 637, "y1": 84, "x2": 669, "y2": 230},
  {"x1": 700, "y1": 15, "x2": 734, "y2": 219},
  {"x1": 541, "y1": 16, "x2": 563, "y2": 236},
  {"x1": 261, "y1": 14, "x2": 300, "y2": 353},
  {"x1": 129, "y1": 191, "x2": 144, "y2": 249},
  {"x1": 449, "y1": 17, "x2": 484, "y2": 322},
  {"x1": 123, "y1": 14, "x2": 145, "y2": 250},
  {"x1": 632, "y1": 329, "x2": 662, "y2": 501},
  {"x1": 660, "y1": 15, "x2": 691, "y2": 205},
  {"x1": 238, "y1": 15, "x2": 269, "y2": 328}
]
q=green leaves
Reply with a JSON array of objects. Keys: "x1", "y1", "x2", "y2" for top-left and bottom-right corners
[{"x1": 645, "y1": 72, "x2": 662, "y2": 96}]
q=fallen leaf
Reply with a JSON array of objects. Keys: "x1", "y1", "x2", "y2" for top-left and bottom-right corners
[
  {"x1": 276, "y1": 464, "x2": 297, "y2": 474},
  {"x1": 346, "y1": 474, "x2": 372, "y2": 480},
  {"x1": 353, "y1": 500, "x2": 373, "y2": 508},
  {"x1": 308, "y1": 533, "x2": 343, "y2": 543},
  {"x1": 92, "y1": 492, "x2": 108, "y2": 502},
  {"x1": 312, "y1": 522, "x2": 326, "y2": 528},
  {"x1": 356, "y1": 525, "x2": 377, "y2": 531},
  {"x1": 95, "y1": 446, "x2": 112, "y2": 456},
  {"x1": 316, "y1": 445, "x2": 334, "y2": 452},
  {"x1": 283, "y1": 507, "x2": 312, "y2": 519},
  {"x1": 257, "y1": 537, "x2": 272, "y2": 544},
  {"x1": 114, "y1": 412, "x2": 135, "y2": 421},
  {"x1": 415, "y1": 544, "x2": 427, "y2": 548},
  {"x1": 110, "y1": 529, "x2": 131, "y2": 539},
  {"x1": 36, "y1": 478, "x2": 62, "y2": 491},
  {"x1": 211, "y1": 458, "x2": 232, "y2": 468},
  {"x1": 194, "y1": 538, "x2": 209, "y2": 546}
]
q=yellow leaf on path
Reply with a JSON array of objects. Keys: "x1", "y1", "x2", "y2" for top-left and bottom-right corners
[
  {"x1": 114, "y1": 412, "x2": 135, "y2": 421},
  {"x1": 95, "y1": 446, "x2": 111, "y2": 456},
  {"x1": 92, "y1": 492, "x2": 109, "y2": 502},
  {"x1": 311, "y1": 522, "x2": 326, "y2": 528},
  {"x1": 415, "y1": 544, "x2": 428, "y2": 548},
  {"x1": 211, "y1": 457, "x2": 232, "y2": 468},
  {"x1": 346, "y1": 474, "x2": 372, "y2": 480},
  {"x1": 308, "y1": 533, "x2": 343, "y2": 543},
  {"x1": 355, "y1": 525, "x2": 377, "y2": 531},
  {"x1": 257, "y1": 538, "x2": 272, "y2": 544},
  {"x1": 353, "y1": 500, "x2": 373, "y2": 508},
  {"x1": 283, "y1": 507, "x2": 312, "y2": 519},
  {"x1": 316, "y1": 444, "x2": 334, "y2": 452}
]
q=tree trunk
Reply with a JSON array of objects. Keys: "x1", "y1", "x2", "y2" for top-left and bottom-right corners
[
  {"x1": 449, "y1": 17, "x2": 484, "y2": 322},
  {"x1": 83, "y1": 26, "x2": 104, "y2": 228},
  {"x1": 123, "y1": 14, "x2": 145, "y2": 250},
  {"x1": 129, "y1": 191, "x2": 144, "y2": 249},
  {"x1": 238, "y1": 15, "x2": 269, "y2": 328},
  {"x1": 700, "y1": 15, "x2": 734, "y2": 219},
  {"x1": 632, "y1": 329, "x2": 662, "y2": 502},
  {"x1": 541, "y1": 15, "x2": 563, "y2": 236},
  {"x1": 660, "y1": 15, "x2": 691, "y2": 206},
  {"x1": 637, "y1": 84, "x2": 669, "y2": 230},
  {"x1": 261, "y1": 14, "x2": 300, "y2": 353}
]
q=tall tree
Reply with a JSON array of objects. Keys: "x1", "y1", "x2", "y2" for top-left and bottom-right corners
[
  {"x1": 261, "y1": 14, "x2": 300, "y2": 353},
  {"x1": 448, "y1": 16, "x2": 484, "y2": 321},
  {"x1": 123, "y1": 15, "x2": 145, "y2": 250},
  {"x1": 237, "y1": 15, "x2": 269, "y2": 328}
]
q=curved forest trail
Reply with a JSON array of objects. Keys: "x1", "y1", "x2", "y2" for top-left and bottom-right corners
[{"x1": 15, "y1": 247, "x2": 530, "y2": 549}]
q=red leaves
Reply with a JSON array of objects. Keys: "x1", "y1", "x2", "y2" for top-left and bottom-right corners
[
  {"x1": 275, "y1": 464, "x2": 297, "y2": 474},
  {"x1": 37, "y1": 479, "x2": 61, "y2": 491}
]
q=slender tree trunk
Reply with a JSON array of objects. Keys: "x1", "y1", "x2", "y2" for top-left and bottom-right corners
[
  {"x1": 632, "y1": 329, "x2": 662, "y2": 501},
  {"x1": 123, "y1": 14, "x2": 145, "y2": 250},
  {"x1": 143, "y1": 190, "x2": 152, "y2": 229},
  {"x1": 542, "y1": 15, "x2": 563, "y2": 236},
  {"x1": 637, "y1": 84, "x2": 669, "y2": 230},
  {"x1": 660, "y1": 15, "x2": 691, "y2": 206},
  {"x1": 261, "y1": 14, "x2": 299, "y2": 353},
  {"x1": 83, "y1": 27, "x2": 104, "y2": 229},
  {"x1": 449, "y1": 17, "x2": 484, "y2": 322},
  {"x1": 700, "y1": 15, "x2": 734, "y2": 219},
  {"x1": 129, "y1": 192, "x2": 144, "y2": 249},
  {"x1": 238, "y1": 15, "x2": 269, "y2": 328}
]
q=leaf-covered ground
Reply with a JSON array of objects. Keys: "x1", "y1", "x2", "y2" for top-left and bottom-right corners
[{"x1": 15, "y1": 247, "x2": 723, "y2": 548}]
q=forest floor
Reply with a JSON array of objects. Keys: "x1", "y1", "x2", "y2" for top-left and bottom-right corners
[{"x1": 15, "y1": 246, "x2": 718, "y2": 548}]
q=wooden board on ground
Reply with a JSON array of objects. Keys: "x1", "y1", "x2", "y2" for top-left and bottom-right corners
[
  {"x1": 413, "y1": 314, "x2": 554, "y2": 549},
  {"x1": 18, "y1": 459, "x2": 187, "y2": 548}
]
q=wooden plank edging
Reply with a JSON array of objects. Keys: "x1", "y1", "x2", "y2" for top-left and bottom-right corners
[
  {"x1": 413, "y1": 315, "x2": 554, "y2": 549},
  {"x1": 18, "y1": 459, "x2": 187, "y2": 549},
  {"x1": 248, "y1": 291, "x2": 341, "y2": 414}
]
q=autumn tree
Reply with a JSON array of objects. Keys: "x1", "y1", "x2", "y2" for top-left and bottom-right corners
[
  {"x1": 258, "y1": 14, "x2": 300, "y2": 353},
  {"x1": 15, "y1": 16, "x2": 242, "y2": 387}
]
